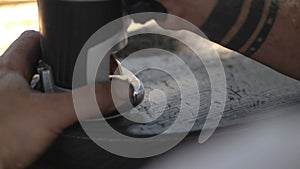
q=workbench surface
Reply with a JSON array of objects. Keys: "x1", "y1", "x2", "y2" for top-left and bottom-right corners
[{"x1": 30, "y1": 27, "x2": 300, "y2": 169}]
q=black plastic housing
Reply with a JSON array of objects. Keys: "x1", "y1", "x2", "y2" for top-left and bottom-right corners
[{"x1": 38, "y1": 0, "x2": 124, "y2": 89}]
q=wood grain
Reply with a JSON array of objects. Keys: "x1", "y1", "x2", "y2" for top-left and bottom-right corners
[{"x1": 30, "y1": 28, "x2": 300, "y2": 169}]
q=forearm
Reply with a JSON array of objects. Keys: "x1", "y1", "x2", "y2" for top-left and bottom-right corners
[{"x1": 160, "y1": 0, "x2": 300, "y2": 79}]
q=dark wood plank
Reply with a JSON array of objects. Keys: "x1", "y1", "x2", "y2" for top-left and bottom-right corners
[{"x1": 30, "y1": 26, "x2": 300, "y2": 169}]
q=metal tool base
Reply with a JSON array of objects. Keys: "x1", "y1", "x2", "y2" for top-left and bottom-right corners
[{"x1": 35, "y1": 59, "x2": 145, "y2": 107}]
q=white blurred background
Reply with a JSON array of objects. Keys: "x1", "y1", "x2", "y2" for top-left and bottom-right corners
[{"x1": 0, "y1": 0, "x2": 38, "y2": 55}]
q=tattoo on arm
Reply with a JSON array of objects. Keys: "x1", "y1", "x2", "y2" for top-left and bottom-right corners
[
  {"x1": 227, "y1": 0, "x2": 266, "y2": 50},
  {"x1": 244, "y1": 0, "x2": 279, "y2": 56},
  {"x1": 200, "y1": 0, "x2": 279, "y2": 57},
  {"x1": 201, "y1": 0, "x2": 245, "y2": 42}
]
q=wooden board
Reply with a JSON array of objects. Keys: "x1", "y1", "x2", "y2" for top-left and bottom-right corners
[{"x1": 30, "y1": 30, "x2": 300, "y2": 169}]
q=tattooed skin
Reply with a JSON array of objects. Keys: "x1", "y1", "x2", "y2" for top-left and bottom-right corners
[
  {"x1": 200, "y1": 0, "x2": 280, "y2": 57},
  {"x1": 159, "y1": 0, "x2": 300, "y2": 79}
]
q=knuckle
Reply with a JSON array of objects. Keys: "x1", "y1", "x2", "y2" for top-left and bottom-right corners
[
  {"x1": 22, "y1": 30, "x2": 37, "y2": 35},
  {"x1": 21, "y1": 30, "x2": 40, "y2": 39}
]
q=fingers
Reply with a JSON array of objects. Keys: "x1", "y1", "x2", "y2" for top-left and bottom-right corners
[
  {"x1": 1, "y1": 31, "x2": 41, "y2": 82},
  {"x1": 34, "y1": 81, "x2": 132, "y2": 130}
]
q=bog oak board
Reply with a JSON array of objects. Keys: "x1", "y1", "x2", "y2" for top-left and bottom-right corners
[{"x1": 30, "y1": 30, "x2": 300, "y2": 169}]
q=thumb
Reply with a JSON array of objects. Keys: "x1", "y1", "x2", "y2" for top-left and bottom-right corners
[{"x1": 33, "y1": 80, "x2": 132, "y2": 130}]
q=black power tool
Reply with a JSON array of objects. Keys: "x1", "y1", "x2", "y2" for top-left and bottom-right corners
[{"x1": 37, "y1": 0, "x2": 167, "y2": 106}]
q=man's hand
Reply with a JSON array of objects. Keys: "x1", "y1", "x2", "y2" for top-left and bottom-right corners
[{"x1": 0, "y1": 31, "x2": 117, "y2": 169}]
